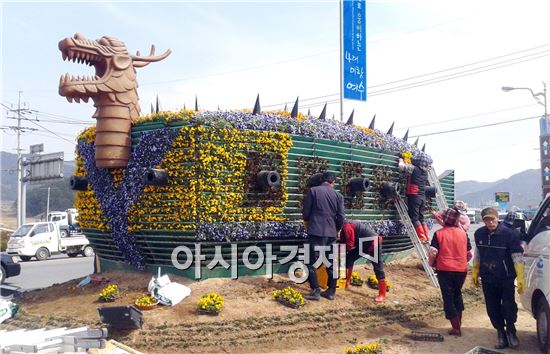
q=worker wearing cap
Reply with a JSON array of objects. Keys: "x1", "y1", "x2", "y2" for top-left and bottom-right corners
[
  {"x1": 432, "y1": 200, "x2": 471, "y2": 232},
  {"x1": 472, "y1": 207, "x2": 525, "y2": 350}
]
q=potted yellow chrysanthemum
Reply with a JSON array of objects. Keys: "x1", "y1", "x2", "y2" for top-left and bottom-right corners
[{"x1": 197, "y1": 293, "x2": 224, "y2": 315}]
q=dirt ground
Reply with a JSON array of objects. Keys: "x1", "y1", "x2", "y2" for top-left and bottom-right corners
[{"x1": 0, "y1": 256, "x2": 542, "y2": 354}]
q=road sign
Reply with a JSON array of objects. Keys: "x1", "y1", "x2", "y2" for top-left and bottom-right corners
[
  {"x1": 30, "y1": 144, "x2": 44, "y2": 154},
  {"x1": 23, "y1": 152, "x2": 64, "y2": 183},
  {"x1": 540, "y1": 136, "x2": 550, "y2": 160},
  {"x1": 495, "y1": 192, "x2": 510, "y2": 203}
]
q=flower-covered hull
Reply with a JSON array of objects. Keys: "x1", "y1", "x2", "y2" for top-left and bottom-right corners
[{"x1": 74, "y1": 110, "x2": 455, "y2": 277}]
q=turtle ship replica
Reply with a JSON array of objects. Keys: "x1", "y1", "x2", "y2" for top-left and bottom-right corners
[{"x1": 59, "y1": 34, "x2": 454, "y2": 278}]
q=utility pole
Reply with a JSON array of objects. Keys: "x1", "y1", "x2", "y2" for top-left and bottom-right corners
[
  {"x1": 16, "y1": 92, "x2": 23, "y2": 227},
  {"x1": 5, "y1": 92, "x2": 37, "y2": 227},
  {"x1": 46, "y1": 186, "x2": 51, "y2": 218}
]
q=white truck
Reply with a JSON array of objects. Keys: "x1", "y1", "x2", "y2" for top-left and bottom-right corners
[
  {"x1": 47, "y1": 208, "x2": 81, "y2": 238},
  {"x1": 518, "y1": 195, "x2": 550, "y2": 353},
  {"x1": 6, "y1": 221, "x2": 94, "y2": 261}
]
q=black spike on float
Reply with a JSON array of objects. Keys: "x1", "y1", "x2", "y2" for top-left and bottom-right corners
[
  {"x1": 422, "y1": 143, "x2": 426, "y2": 152},
  {"x1": 319, "y1": 103, "x2": 327, "y2": 121},
  {"x1": 387, "y1": 122, "x2": 395, "y2": 135},
  {"x1": 369, "y1": 114, "x2": 376, "y2": 129},
  {"x1": 184, "y1": 103, "x2": 186, "y2": 110},
  {"x1": 284, "y1": 103, "x2": 288, "y2": 112},
  {"x1": 332, "y1": 114, "x2": 335, "y2": 120},
  {"x1": 195, "y1": 95, "x2": 199, "y2": 111},
  {"x1": 150, "y1": 103, "x2": 154, "y2": 114},
  {"x1": 414, "y1": 137, "x2": 419, "y2": 146},
  {"x1": 346, "y1": 109, "x2": 355, "y2": 125},
  {"x1": 307, "y1": 108, "x2": 311, "y2": 116},
  {"x1": 155, "y1": 95, "x2": 160, "y2": 113},
  {"x1": 252, "y1": 94, "x2": 261, "y2": 115},
  {"x1": 217, "y1": 104, "x2": 220, "y2": 110},
  {"x1": 291, "y1": 97, "x2": 299, "y2": 118},
  {"x1": 403, "y1": 129, "x2": 409, "y2": 141}
]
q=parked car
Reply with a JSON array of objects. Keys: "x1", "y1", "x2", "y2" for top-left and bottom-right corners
[
  {"x1": 0, "y1": 253, "x2": 21, "y2": 284},
  {"x1": 518, "y1": 196, "x2": 550, "y2": 353}
]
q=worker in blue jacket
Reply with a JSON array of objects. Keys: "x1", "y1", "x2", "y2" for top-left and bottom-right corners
[{"x1": 472, "y1": 207, "x2": 525, "y2": 350}]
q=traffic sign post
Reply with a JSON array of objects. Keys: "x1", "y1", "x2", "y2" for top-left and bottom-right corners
[{"x1": 540, "y1": 135, "x2": 550, "y2": 198}]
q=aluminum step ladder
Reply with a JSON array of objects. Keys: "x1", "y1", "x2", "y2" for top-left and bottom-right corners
[
  {"x1": 394, "y1": 195, "x2": 439, "y2": 288},
  {"x1": 428, "y1": 167, "x2": 449, "y2": 211}
]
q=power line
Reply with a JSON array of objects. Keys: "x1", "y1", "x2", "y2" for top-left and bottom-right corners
[
  {"x1": 410, "y1": 114, "x2": 540, "y2": 138},
  {"x1": 264, "y1": 44, "x2": 549, "y2": 109},
  {"x1": 394, "y1": 104, "x2": 537, "y2": 131},
  {"x1": 26, "y1": 119, "x2": 76, "y2": 145},
  {"x1": 368, "y1": 52, "x2": 548, "y2": 97},
  {"x1": 298, "y1": 52, "x2": 549, "y2": 110},
  {"x1": 369, "y1": 44, "x2": 549, "y2": 89}
]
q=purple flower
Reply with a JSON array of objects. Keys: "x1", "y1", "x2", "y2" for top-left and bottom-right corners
[{"x1": 78, "y1": 128, "x2": 178, "y2": 270}]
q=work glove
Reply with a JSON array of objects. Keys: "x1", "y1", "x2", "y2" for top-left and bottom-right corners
[
  {"x1": 514, "y1": 262, "x2": 526, "y2": 294},
  {"x1": 303, "y1": 221, "x2": 309, "y2": 232},
  {"x1": 471, "y1": 261, "x2": 480, "y2": 288}
]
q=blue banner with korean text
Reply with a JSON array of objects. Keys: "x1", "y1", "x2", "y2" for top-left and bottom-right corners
[{"x1": 343, "y1": 0, "x2": 366, "y2": 101}]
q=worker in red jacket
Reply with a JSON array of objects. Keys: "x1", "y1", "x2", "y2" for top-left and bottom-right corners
[
  {"x1": 398, "y1": 152, "x2": 432, "y2": 242},
  {"x1": 428, "y1": 207, "x2": 472, "y2": 336},
  {"x1": 340, "y1": 220, "x2": 386, "y2": 302}
]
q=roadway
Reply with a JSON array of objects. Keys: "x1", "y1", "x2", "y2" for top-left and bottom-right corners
[{"x1": 1, "y1": 254, "x2": 93, "y2": 297}]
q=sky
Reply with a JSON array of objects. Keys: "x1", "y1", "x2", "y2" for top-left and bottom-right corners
[{"x1": 1, "y1": 0, "x2": 549, "y2": 183}]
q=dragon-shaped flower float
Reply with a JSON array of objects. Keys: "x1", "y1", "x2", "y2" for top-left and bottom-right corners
[{"x1": 60, "y1": 34, "x2": 456, "y2": 277}]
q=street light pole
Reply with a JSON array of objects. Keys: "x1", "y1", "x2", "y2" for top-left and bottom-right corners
[{"x1": 502, "y1": 82, "x2": 548, "y2": 199}]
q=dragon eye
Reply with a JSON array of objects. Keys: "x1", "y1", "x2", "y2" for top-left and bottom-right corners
[{"x1": 98, "y1": 37, "x2": 109, "y2": 46}]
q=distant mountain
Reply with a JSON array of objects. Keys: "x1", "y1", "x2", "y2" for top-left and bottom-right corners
[
  {"x1": 456, "y1": 169, "x2": 541, "y2": 210},
  {"x1": 1, "y1": 151, "x2": 76, "y2": 202}
]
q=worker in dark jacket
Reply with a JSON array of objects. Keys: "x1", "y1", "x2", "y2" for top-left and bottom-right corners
[
  {"x1": 472, "y1": 207, "x2": 525, "y2": 350},
  {"x1": 340, "y1": 220, "x2": 386, "y2": 302},
  {"x1": 398, "y1": 152, "x2": 432, "y2": 242},
  {"x1": 302, "y1": 171, "x2": 345, "y2": 301},
  {"x1": 428, "y1": 208, "x2": 472, "y2": 336}
]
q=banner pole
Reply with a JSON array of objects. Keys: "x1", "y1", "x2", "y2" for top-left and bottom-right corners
[{"x1": 339, "y1": 0, "x2": 344, "y2": 122}]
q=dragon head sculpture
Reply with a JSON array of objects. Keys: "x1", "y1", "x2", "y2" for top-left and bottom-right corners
[{"x1": 59, "y1": 33, "x2": 171, "y2": 168}]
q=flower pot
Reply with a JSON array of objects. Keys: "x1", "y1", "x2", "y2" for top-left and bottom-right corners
[
  {"x1": 101, "y1": 296, "x2": 118, "y2": 303},
  {"x1": 135, "y1": 299, "x2": 159, "y2": 311},
  {"x1": 136, "y1": 303, "x2": 158, "y2": 311},
  {"x1": 197, "y1": 309, "x2": 221, "y2": 316},
  {"x1": 275, "y1": 298, "x2": 303, "y2": 309}
]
